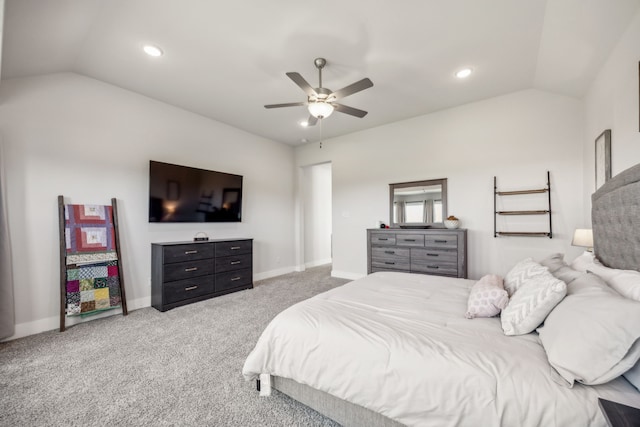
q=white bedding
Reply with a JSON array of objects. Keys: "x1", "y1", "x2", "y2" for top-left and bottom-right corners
[{"x1": 242, "y1": 272, "x2": 640, "y2": 426}]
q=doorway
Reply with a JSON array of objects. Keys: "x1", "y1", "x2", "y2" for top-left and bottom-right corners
[{"x1": 302, "y1": 162, "x2": 332, "y2": 268}]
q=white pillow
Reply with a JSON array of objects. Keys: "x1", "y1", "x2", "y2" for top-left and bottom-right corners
[
  {"x1": 503, "y1": 258, "x2": 548, "y2": 297},
  {"x1": 500, "y1": 269, "x2": 566, "y2": 336},
  {"x1": 538, "y1": 273, "x2": 640, "y2": 386},
  {"x1": 465, "y1": 274, "x2": 509, "y2": 319},
  {"x1": 570, "y1": 251, "x2": 640, "y2": 302},
  {"x1": 588, "y1": 260, "x2": 640, "y2": 302}
]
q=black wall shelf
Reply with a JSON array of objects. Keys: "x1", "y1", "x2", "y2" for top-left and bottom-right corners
[{"x1": 494, "y1": 171, "x2": 552, "y2": 238}]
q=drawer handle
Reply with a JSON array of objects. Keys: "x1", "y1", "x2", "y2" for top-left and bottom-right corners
[
  {"x1": 384, "y1": 262, "x2": 395, "y2": 265},
  {"x1": 384, "y1": 251, "x2": 395, "y2": 254},
  {"x1": 404, "y1": 239, "x2": 416, "y2": 242},
  {"x1": 184, "y1": 250, "x2": 198, "y2": 255},
  {"x1": 231, "y1": 277, "x2": 241, "y2": 281},
  {"x1": 185, "y1": 286, "x2": 198, "y2": 291},
  {"x1": 378, "y1": 238, "x2": 389, "y2": 241},
  {"x1": 427, "y1": 253, "x2": 439, "y2": 257},
  {"x1": 230, "y1": 246, "x2": 241, "y2": 250},
  {"x1": 185, "y1": 267, "x2": 198, "y2": 272},
  {"x1": 427, "y1": 265, "x2": 440, "y2": 269},
  {"x1": 434, "y1": 240, "x2": 448, "y2": 243},
  {"x1": 230, "y1": 261, "x2": 241, "y2": 265}
]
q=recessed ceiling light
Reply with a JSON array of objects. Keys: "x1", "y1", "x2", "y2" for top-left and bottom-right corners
[
  {"x1": 299, "y1": 120, "x2": 309, "y2": 127},
  {"x1": 143, "y1": 45, "x2": 163, "y2": 57},
  {"x1": 455, "y1": 68, "x2": 473, "y2": 79}
]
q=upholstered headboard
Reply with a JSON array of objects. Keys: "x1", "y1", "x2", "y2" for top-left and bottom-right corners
[{"x1": 591, "y1": 163, "x2": 640, "y2": 271}]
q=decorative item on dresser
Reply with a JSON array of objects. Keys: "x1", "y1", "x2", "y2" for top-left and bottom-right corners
[
  {"x1": 366, "y1": 228, "x2": 467, "y2": 278},
  {"x1": 151, "y1": 238, "x2": 253, "y2": 311}
]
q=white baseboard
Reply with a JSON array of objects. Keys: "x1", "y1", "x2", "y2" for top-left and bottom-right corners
[
  {"x1": 3, "y1": 296, "x2": 150, "y2": 342},
  {"x1": 5, "y1": 265, "x2": 345, "y2": 341},
  {"x1": 304, "y1": 258, "x2": 332, "y2": 269},
  {"x1": 253, "y1": 266, "x2": 296, "y2": 281},
  {"x1": 331, "y1": 270, "x2": 366, "y2": 281}
]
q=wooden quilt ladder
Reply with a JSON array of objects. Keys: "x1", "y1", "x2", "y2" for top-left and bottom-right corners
[{"x1": 57, "y1": 196, "x2": 128, "y2": 332}]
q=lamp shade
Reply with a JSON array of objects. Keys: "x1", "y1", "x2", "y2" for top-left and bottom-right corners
[
  {"x1": 308, "y1": 101, "x2": 334, "y2": 119},
  {"x1": 571, "y1": 228, "x2": 593, "y2": 249}
]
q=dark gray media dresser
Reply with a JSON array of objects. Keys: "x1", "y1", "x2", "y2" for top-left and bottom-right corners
[
  {"x1": 367, "y1": 228, "x2": 467, "y2": 278},
  {"x1": 151, "y1": 238, "x2": 253, "y2": 311}
]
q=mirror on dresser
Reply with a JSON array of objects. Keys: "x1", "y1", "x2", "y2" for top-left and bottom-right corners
[{"x1": 389, "y1": 178, "x2": 447, "y2": 228}]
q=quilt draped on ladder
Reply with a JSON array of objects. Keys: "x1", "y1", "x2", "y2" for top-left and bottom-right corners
[{"x1": 64, "y1": 204, "x2": 122, "y2": 316}]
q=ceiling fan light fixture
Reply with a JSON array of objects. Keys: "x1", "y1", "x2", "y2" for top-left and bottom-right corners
[{"x1": 308, "y1": 101, "x2": 334, "y2": 119}]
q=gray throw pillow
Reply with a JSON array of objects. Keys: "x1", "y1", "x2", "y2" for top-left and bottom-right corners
[{"x1": 539, "y1": 253, "x2": 582, "y2": 285}]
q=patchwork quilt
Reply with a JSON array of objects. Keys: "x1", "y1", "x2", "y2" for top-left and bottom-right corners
[
  {"x1": 65, "y1": 261, "x2": 122, "y2": 316},
  {"x1": 64, "y1": 204, "x2": 121, "y2": 316}
]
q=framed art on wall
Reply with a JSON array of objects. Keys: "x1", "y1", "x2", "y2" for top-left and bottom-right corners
[{"x1": 595, "y1": 129, "x2": 611, "y2": 190}]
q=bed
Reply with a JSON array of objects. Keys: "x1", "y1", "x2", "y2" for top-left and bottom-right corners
[{"x1": 243, "y1": 163, "x2": 640, "y2": 426}]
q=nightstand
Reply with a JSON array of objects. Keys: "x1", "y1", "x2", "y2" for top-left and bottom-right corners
[{"x1": 598, "y1": 398, "x2": 640, "y2": 427}]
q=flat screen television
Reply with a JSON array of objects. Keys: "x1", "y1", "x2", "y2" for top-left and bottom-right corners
[{"x1": 149, "y1": 160, "x2": 243, "y2": 223}]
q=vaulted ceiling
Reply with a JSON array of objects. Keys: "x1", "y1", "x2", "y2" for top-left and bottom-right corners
[{"x1": 1, "y1": 0, "x2": 639, "y2": 145}]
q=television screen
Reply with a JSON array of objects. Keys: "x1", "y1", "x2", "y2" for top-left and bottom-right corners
[{"x1": 149, "y1": 161, "x2": 243, "y2": 223}]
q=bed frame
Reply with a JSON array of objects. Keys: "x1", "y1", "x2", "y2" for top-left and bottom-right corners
[{"x1": 269, "y1": 163, "x2": 640, "y2": 426}]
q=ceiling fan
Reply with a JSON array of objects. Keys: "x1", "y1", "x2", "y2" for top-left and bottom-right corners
[{"x1": 265, "y1": 58, "x2": 373, "y2": 126}]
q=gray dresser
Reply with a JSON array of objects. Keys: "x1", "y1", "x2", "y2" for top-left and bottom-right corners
[{"x1": 367, "y1": 228, "x2": 467, "y2": 278}]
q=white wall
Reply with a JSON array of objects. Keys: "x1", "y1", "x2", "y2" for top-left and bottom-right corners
[
  {"x1": 0, "y1": 72, "x2": 296, "y2": 339},
  {"x1": 302, "y1": 162, "x2": 332, "y2": 267},
  {"x1": 584, "y1": 7, "x2": 640, "y2": 223},
  {"x1": 296, "y1": 89, "x2": 585, "y2": 280}
]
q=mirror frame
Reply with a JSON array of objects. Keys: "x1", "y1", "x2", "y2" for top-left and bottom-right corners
[{"x1": 389, "y1": 178, "x2": 448, "y2": 228}]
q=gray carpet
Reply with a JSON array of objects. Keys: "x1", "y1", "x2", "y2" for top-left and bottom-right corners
[{"x1": 0, "y1": 265, "x2": 349, "y2": 426}]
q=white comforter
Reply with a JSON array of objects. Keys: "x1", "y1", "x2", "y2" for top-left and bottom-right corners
[{"x1": 242, "y1": 272, "x2": 640, "y2": 426}]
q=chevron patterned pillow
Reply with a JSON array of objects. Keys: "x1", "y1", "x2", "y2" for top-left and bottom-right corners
[
  {"x1": 501, "y1": 270, "x2": 567, "y2": 336},
  {"x1": 503, "y1": 258, "x2": 549, "y2": 297}
]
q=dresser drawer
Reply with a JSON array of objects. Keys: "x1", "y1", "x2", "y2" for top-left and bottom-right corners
[
  {"x1": 424, "y1": 234, "x2": 458, "y2": 249},
  {"x1": 215, "y1": 268, "x2": 252, "y2": 292},
  {"x1": 163, "y1": 243, "x2": 214, "y2": 264},
  {"x1": 163, "y1": 275, "x2": 214, "y2": 304},
  {"x1": 163, "y1": 258, "x2": 214, "y2": 282},
  {"x1": 215, "y1": 254, "x2": 252, "y2": 273},
  {"x1": 410, "y1": 260, "x2": 458, "y2": 277},
  {"x1": 370, "y1": 233, "x2": 396, "y2": 245},
  {"x1": 215, "y1": 240, "x2": 252, "y2": 257},
  {"x1": 371, "y1": 247, "x2": 410, "y2": 261},
  {"x1": 371, "y1": 259, "x2": 410, "y2": 271},
  {"x1": 396, "y1": 234, "x2": 425, "y2": 247},
  {"x1": 371, "y1": 266, "x2": 409, "y2": 274},
  {"x1": 411, "y1": 248, "x2": 457, "y2": 263}
]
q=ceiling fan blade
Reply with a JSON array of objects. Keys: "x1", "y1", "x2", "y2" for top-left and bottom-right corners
[
  {"x1": 286, "y1": 72, "x2": 318, "y2": 97},
  {"x1": 307, "y1": 115, "x2": 318, "y2": 126},
  {"x1": 329, "y1": 78, "x2": 373, "y2": 100},
  {"x1": 333, "y1": 103, "x2": 368, "y2": 118},
  {"x1": 264, "y1": 102, "x2": 306, "y2": 109}
]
